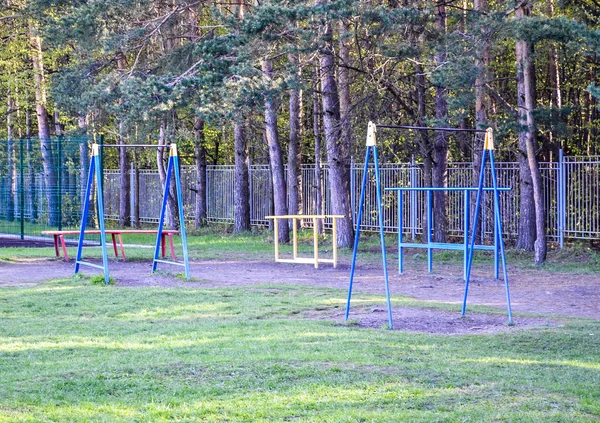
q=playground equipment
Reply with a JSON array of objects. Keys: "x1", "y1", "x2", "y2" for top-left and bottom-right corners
[
  {"x1": 265, "y1": 214, "x2": 344, "y2": 268},
  {"x1": 75, "y1": 143, "x2": 191, "y2": 284},
  {"x1": 346, "y1": 123, "x2": 513, "y2": 329}
]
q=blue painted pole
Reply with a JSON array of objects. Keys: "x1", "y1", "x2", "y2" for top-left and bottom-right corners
[
  {"x1": 171, "y1": 146, "x2": 191, "y2": 280},
  {"x1": 374, "y1": 146, "x2": 394, "y2": 329},
  {"x1": 75, "y1": 147, "x2": 96, "y2": 275},
  {"x1": 95, "y1": 151, "x2": 110, "y2": 284},
  {"x1": 346, "y1": 146, "x2": 371, "y2": 321},
  {"x1": 427, "y1": 190, "x2": 432, "y2": 273},
  {"x1": 489, "y1": 151, "x2": 513, "y2": 324},
  {"x1": 398, "y1": 190, "x2": 403, "y2": 274},
  {"x1": 462, "y1": 148, "x2": 488, "y2": 316},
  {"x1": 153, "y1": 150, "x2": 173, "y2": 273},
  {"x1": 410, "y1": 156, "x2": 417, "y2": 241},
  {"x1": 494, "y1": 221, "x2": 500, "y2": 279},
  {"x1": 463, "y1": 189, "x2": 469, "y2": 280}
]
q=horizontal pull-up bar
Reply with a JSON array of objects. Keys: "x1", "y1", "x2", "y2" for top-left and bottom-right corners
[
  {"x1": 385, "y1": 187, "x2": 511, "y2": 192},
  {"x1": 95, "y1": 144, "x2": 172, "y2": 148},
  {"x1": 375, "y1": 124, "x2": 488, "y2": 133}
]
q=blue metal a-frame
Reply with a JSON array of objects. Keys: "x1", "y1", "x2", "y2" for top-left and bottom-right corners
[
  {"x1": 463, "y1": 128, "x2": 512, "y2": 323},
  {"x1": 75, "y1": 143, "x2": 191, "y2": 284},
  {"x1": 346, "y1": 122, "x2": 394, "y2": 329},
  {"x1": 346, "y1": 124, "x2": 513, "y2": 328}
]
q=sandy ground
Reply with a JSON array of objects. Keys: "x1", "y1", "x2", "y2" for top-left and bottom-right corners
[{"x1": 1, "y1": 255, "x2": 597, "y2": 334}]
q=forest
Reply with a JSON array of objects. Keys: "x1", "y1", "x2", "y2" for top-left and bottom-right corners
[{"x1": 1, "y1": 0, "x2": 600, "y2": 264}]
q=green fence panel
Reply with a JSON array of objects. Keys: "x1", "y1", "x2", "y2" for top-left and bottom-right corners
[{"x1": 0, "y1": 137, "x2": 90, "y2": 240}]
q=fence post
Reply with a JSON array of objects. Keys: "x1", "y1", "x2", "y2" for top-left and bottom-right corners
[
  {"x1": 558, "y1": 149, "x2": 565, "y2": 248},
  {"x1": 248, "y1": 158, "x2": 253, "y2": 222},
  {"x1": 57, "y1": 137, "x2": 63, "y2": 231},
  {"x1": 19, "y1": 138, "x2": 24, "y2": 240},
  {"x1": 130, "y1": 161, "x2": 135, "y2": 227},
  {"x1": 205, "y1": 165, "x2": 210, "y2": 221},
  {"x1": 97, "y1": 134, "x2": 104, "y2": 228},
  {"x1": 350, "y1": 156, "x2": 356, "y2": 226},
  {"x1": 410, "y1": 155, "x2": 417, "y2": 240}
]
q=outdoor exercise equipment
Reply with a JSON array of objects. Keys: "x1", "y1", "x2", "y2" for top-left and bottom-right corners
[
  {"x1": 75, "y1": 142, "x2": 191, "y2": 284},
  {"x1": 388, "y1": 186, "x2": 510, "y2": 280},
  {"x1": 464, "y1": 128, "x2": 512, "y2": 323},
  {"x1": 346, "y1": 122, "x2": 394, "y2": 328},
  {"x1": 346, "y1": 123, "x2": 513, "y2": 328},
  {"x1": 265, "y1": 214, "x2": 345, "y2": 268}
]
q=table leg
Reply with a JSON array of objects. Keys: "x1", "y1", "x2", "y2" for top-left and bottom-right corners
[
  {"x1": 168, "y1": 234, "x2": 176, "y2": 259},
  {"x1": 111, "y1": 234, "x2": 119, "y2": 258},
  {"x1": 117, "y1": 234, "x2": 126, "y2": 261},
  {"x1": 53, "y1": 235, "x2": 60, "y2": 258},
  {"x1": 59, "y1": 235, "x2": 68, "y2": 261}
]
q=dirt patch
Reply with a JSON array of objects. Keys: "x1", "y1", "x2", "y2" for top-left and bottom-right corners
[
  {"x1": 303, "y1": 306, "x2": 557, "y2": 335},
  {"x1": 0, "y1": 256, "x2": 597, "y2": 335}
]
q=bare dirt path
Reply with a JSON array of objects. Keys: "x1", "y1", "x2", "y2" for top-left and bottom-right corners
[{"x1": 1, "y1": 257, "x2": 598, "y2": 334}]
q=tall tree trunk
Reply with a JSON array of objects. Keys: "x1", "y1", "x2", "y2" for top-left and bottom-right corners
[
  {"x1": 118, "y1": 122, "x2": 130, "y2": 227},
  {"x1": 313, "y1": 68, "x2": 324, "y2": 234},
  {"x1": 132, "y1": 149, "x2": 140, "y2": 228},
  {"x1": 7, "y1": 94, "x2": 15, "y2": 222},
  {"x1": 473, "y1": 0, "x2": 490, "y2": 242},
  {"x1": 233, "y1": 120, "x2": 251, "y2": 233},
  {"x1": 30, "y1": 25, "x2": 58, "y2": 226},
  {"x1": 548, "y1": 0, "x2": 562, "y2": 150},
  {"x1": 194, "y1": 116, "x2": 208, "y2": 228},
  {"x1": 287, "y1": 54, "x2": 302, "y2": 221},
  {"x1": 416, "y1": 63, "x2": 432, "y2": 188},
  {"x1": 317, "y1": 1, "x2": 354, "y2": 247},
  {"x1": 262, "y1": 58, "x2": 289, "y2": 243},
  {"x1": 116, "y1": 53, "x2": 130, "y2": 227},
  {"x1": 338, "y1": 20, "x2": 353, "y2": 163},
  {"x1": 515, "y1": 2, "x2": 546, "y2": 263},
  {"x1": 232, "y1": 0, "x2": 251, "y2": 233},
  {"x1": 432, "y1": 1, "x2": 448, "y2": 243},
  {"x1": 26, "y1": 109, "x2": 38, "y2": 222}
]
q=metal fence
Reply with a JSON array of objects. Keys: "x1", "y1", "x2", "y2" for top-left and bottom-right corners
[
  {"x1": 1, "y1": 137, "x2": 599, "y2": 243},
  {"x1": 0, "y1": 137, "x2": 89, "y2": 238}
]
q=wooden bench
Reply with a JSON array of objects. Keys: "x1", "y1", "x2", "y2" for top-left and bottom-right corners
[
  {"x1": 41, "y1": 229, "x2": 179, "y2": 261},
  {"x1": 265, "y1": 214, "x2": 345, "y2": 268}
]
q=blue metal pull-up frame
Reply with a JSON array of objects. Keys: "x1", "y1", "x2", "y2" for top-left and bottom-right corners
[
  {"x1": 75, "y1": 143, "x2": 191, "y2": 284},
  {"x1": 386, "y1": 186, "x2": 510, "y2": 281},
  {"x1": 346, "y1": 124, "x2": 513, "y2": 328}
]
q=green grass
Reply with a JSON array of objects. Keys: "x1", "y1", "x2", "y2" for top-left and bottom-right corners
[{"x1": 1, "y1": 273, "x2": 600, "y2": 422}]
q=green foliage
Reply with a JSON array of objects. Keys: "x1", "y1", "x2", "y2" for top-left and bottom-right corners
[{"x1": 2, "y1": 0, "x2": 600, "y2": 159}]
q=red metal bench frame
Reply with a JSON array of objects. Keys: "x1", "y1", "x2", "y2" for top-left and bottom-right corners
[{"x1": 41, "y1": 229, "x2": 179, "y2": 261}]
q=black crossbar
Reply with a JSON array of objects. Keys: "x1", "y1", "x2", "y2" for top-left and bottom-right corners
[
  {"x1": 95, "y1": 144, "x2": 172, "y2": 148},
  {"x1": 375, "y1": 124, "x2": 487, "y2": 133}
]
